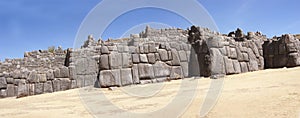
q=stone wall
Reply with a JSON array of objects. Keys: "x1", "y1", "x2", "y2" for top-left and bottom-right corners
[
  {"x1": 0, "y1": 26, "x2": 299, "y2": 98},
  {"x1": 188, "y1": 26, "x2": 265, "y2": 77},
  {"x1": 263, "y1": 34, "x2": 300, "y2": 68}
]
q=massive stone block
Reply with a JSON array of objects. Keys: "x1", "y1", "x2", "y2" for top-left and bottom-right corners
[
  {"x1": 171, "y1": 49, "x2": 180, "y2": 66},
  {"x1": 132, "y1": 54, "x2": 140, "y2": 64},
  {"x1": 60, "y1": 78, "x2": 71, "y2": 91},
  {"x1": 158, "y1": 49, "x2": 168, "y2": 61},
  {"x1": 53, "y1": 79, "x2": 61, "y2": 92},
  {"x1": 138, "y1": 64, "x2": 154, "y2": 79},
  {"x1": 6, "y1": 84, "x2": 15, "y2": 97},
  {"x1": 0, "y1": 89, "x2": 7, "y2": 98},
  {"x1": 180, "y1": 62, "x2": 189, "y2": 77},
  {"x1": 223, "y1": 56, "x2": 235, "y2": 74},
  {"x1": 121, "y1": 68, "x2": 133, "y2": 86},
  {"x1": 178, "y1": 50, "x2": 188, "y2": 62},
  {"x1": 149, "y1": 43, "x2": 156, "y2": 53},
  {"x1": 0, "y1": 77, "x2": 7, "y2": 89},
  {"x1": 34, "y1": 83, "x2": 44, "y2": 95},
  {"x1": 139, "y1": 54, "x2": 148, "y2": 63},
  {"x1": 17, "y1": 79, "x2": 29, "y2": 98},
  {"x1": 46, "y1": 70, "x2": 54, "y2": 80},
  {"x1": 101, "y1": 46, "x2": 110, "y2": 54},
  {"x1": 28, "y1": 71, "x2": 39, "y2": 83},
  {"x1": 153, "y1": 61, "x2": 170, "y2": 78},
  {"x1": 43, "y1": 81, "x2": 53, "y2": 93},
  {"x1": 240, "y1": 62, "x2": 249, "y2": 73},
  {"x1": 209, "y1": 48, "x2": 226, "y2": 75},
  {"x1": 132, "y1": 64, "x2": 140, "y2": 84},
  {"x1": 37, "y1": 74, "x2": 47, "y2": 83},
  {"x1": 232, "y1": 60, "x2": 241, "y2": 74},
  {"x1": 6, "y1": 78, "x2": 14, "y2": 84},
  {"x1": 99, "y1": 69, "x2": 121, "y2": 87},
  {"x1": 75, "y1": 57, "x2": 98, "y2": 75},
  {"x1": 122, "y1": 53, "x2": 132, "y2": 68},
  {"x1": 109, "y1": 52, "x2": 122, "y2": 69},
  {"x1": 100, "y1": 54, "x2": 110, "y2": 70},
  {"x1": 170, "y1": 66, "x2": 183, "y2": 79},
  {"x1": 147, "y1": 53, "x2": 156, "y2": 64}
]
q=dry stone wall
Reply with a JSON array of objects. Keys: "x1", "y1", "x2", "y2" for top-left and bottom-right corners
[
  {"x1": 188, "y1": 26, "x2": 265, "y2": 77},
  {"x1": 263, "y1": 34, "x2": 300, "y2": 68},
  {"x1": 0, "y1": 26, "x2": 299, "y2": 98}
]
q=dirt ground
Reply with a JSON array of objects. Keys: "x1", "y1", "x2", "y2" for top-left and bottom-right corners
[{"x1": 1, "y1": 67, "x2": 300, "y2": 118}]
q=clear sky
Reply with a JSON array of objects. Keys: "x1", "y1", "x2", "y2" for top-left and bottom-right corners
[{"x1": 0, "y1": 0, "x2": 299, "y2": 60}]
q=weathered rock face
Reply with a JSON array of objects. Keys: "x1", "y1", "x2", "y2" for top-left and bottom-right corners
[{"x1": 0, "y1": 25, "x2": 299, "y2": 99}]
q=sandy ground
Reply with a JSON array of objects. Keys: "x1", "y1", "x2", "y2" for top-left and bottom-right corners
[{"x1": 1, "y1": 67, "x2": 300, "y2": 118}]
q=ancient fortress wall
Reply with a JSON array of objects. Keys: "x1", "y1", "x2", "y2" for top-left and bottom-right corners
[{"x1": 0, "y1": 26, "x2": 299, "y2": 98}]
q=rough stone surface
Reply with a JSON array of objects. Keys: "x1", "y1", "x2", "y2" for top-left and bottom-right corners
[
  {"x1": 132, "y1": 54, "x2": 140, "y2": 64},
  {"x1": 158, "y1": 49, "x2": 168, "y2": 61},
  {"x1": 0, "y1": 77, "x2": 7, "y2": 89},
  {"x1": 0, "y1": 89, "x2": 7, "y2": 98},
  {"x1": 153, "y1": 61, "x2": 170, "y2": 78},
  {"x1": 6, "y1": 84, "x2": 15, "y2": 97},
  {"x1": 44, "y1": 81, "x2": 53, "y2": 93},
  {"x1": 17, "y1": 79, "x2": 28, "y2": 98},
  {"x1": 99, "y1": 70, "x2": 121, "y2": 87},
  {"x1": 109, "y1": 52, "x2": 122, "y2": 69},
  {"x1": 147, "y1": 53, "x2": 156, "y2": 64},
  {"x1": 121, "y1": 68, "x2": 133, "y2": 86},
  {"x1": 210, "y1": 48, "x2": 226, "y2": 75},
  {"x1": 170, "y1": 66, "x2": 183, "y2": 79},
  {"x1": 1, "y1": 26, "x2": 300, "y2": 98},
  {"x1": 34, "y1": 83, "x2": 44, "y2": 95},
  {"x1": 100, "y1": 55, "x2": 109, "y2": 70},
  {"x1": 139, "y1": 54, "x2": 148, "y2": 63},
  {"x1": 53, "y1": 79, "x2": 61, "y2": 92},
  {"x1": 178, "y1": 51, "x2": 188, "y2": 62},
  {"x1": 28, "y1": 71, "x2": 39, "y2": 83},
  {"x1": 171, "y1": 49, "x2": 181, "y2": 66},
  {"x1": 60, "y1": 78, "x2": 71, "y2": 91},
  {"x1": 224, "y1": 56, "x2": 235, "y2": 74},
  {"x1": 132, "y1": 64, "x2": 140, "y2": 84},
  {"x1": 138, "y1": 64, "x2": 154, "y2": 79}
]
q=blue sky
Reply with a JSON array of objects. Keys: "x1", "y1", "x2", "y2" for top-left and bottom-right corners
[{"x1": 0, "y1": 0, "x2": 299, "y2": 60}]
